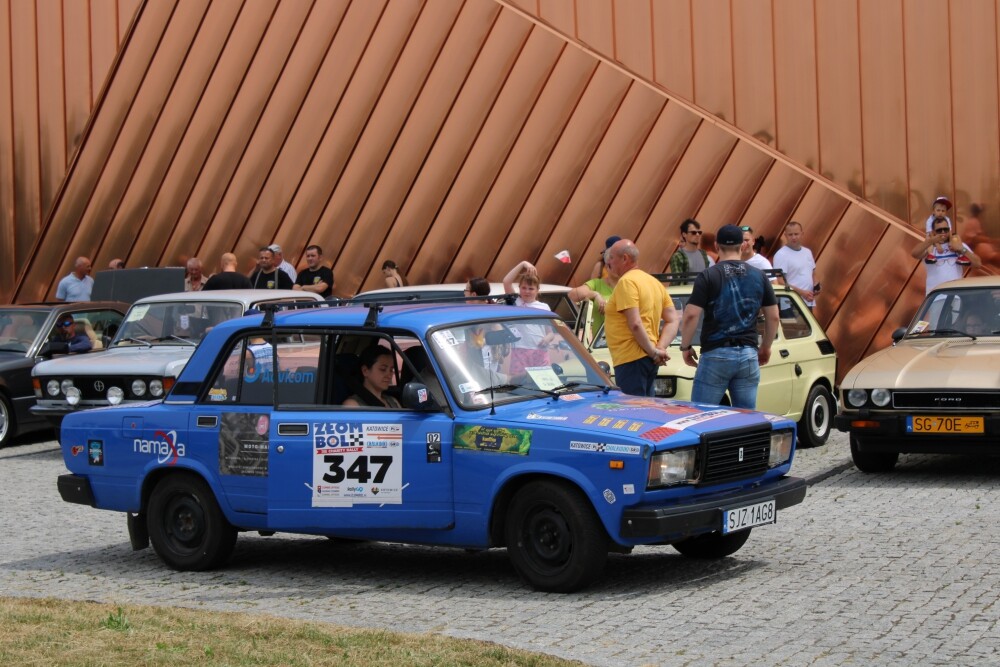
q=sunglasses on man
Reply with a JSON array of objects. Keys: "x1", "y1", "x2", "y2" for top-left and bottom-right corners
[{"x1": 57, "y1": 319, "x2": 74, "y2": 328}]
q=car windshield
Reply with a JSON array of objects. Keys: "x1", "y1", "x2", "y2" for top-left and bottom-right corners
[
  {"x1": 0, "y1": 309, "x2": 48, "y2": 351},
  {"x1": 428, "y1": 317, "x2": 611, "y2": 410},
  {"x1": 591, "y1": 294, "x2": 695, "y2": 350},
  {"x1": 112, "y1": 301, "x2": 244, "y2": 347},
  {"x1": 907, "y1": 287, "x2": 1000, "y2": 338}
]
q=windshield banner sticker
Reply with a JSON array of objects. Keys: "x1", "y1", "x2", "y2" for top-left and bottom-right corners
[
  {"x1": 219, "y1": 412, "x2": 269, "y2": 477},
  {"x1": 311, "y1": 422, "x2": 403, "y2": 507},
  {"x1": 454, "y1": 424, "x2": 531, "y2": 455}
]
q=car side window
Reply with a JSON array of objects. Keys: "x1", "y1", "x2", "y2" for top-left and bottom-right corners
[
  {"x1": 71, "y1": 309, "x2": 124, "y2": 350},
  {"x1": 204, "y1": 338, "x2": 252, "y2": 404},
  {"x1": 274, "y1": 333, "x2": 324, "y2": 406},
  {"x1": 776, "y1": 296, "x2": 812, "y2": 340}
]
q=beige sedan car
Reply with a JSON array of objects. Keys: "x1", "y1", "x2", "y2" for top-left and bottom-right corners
[{"x1": 835, "y1": 276, "x2": 1000, "y2": 472}]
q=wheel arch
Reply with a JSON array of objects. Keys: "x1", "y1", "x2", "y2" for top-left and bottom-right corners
[
  {"x1": 488, "y1": 470, "x2": 615, "y2": 548},
  {"x1": 138, "y1": 464, "x2": 229, "y2": 519}
]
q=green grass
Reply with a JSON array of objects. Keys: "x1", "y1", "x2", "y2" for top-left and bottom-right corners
[{"x1": 0, "y1": 597, "x2": 581, "y2": 666}]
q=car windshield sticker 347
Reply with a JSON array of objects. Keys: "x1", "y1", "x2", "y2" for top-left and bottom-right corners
[
  {"x1": 311, "y1": 422, "x2": 403, "y2": 507},
  {"x1": 454, "y1": 424, "x2": 531, "y2": 455}
]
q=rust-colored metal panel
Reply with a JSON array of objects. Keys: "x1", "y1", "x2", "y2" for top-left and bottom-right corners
[
  {"x1": 574, "y1": 0, "x2": 612, "y2": 57},
  {"x1": 695, "y1": 142, "x2": 773, "y2": 230},
  {"x1": 731, "y1": 0, "x2": 775, "y2": 147},
  {"x1": 650, "y1": 0, "x2": 693, "y2": 99},
  {"x1": 565, "y1": 98, "x2": 701, "y2": 287},
  {"x1": 773, "y1": 0, "x2": 819, "y2": 169},
  {"x1": 538, "y1": 83, "x2": 666, "y2": 288},
  {"x1": 612, "y1": 0, "x2": 652, "y2": 81},
  {"x1": 409, "y1": 21, "x2": 563, "y2": 287},
  {"x1": 9, "y1": 0, "x2": 42, "y2": 273},
  {"x1": 91, "y1": 0, "x2": 125, "y2": 105},
  {"x1": 858, "y1": 0, "x2": 908, "y2": 221},
  {"x1": 951, "y1": 0, "x2": 1000, "y2": 233},
  {"x1": 537, "y1": 0, "x2": 573, "y2": 36},
  {"x1": 690, "y1": 0, "x2": 734, "y2": 122},
  {"x1": 37, "y1": 0, "x2": 67, "y2": 211},
  {"x1": 0, "y1": 1, "x2": 14, "y2": 296},
  {"x1": 63, "y1": 0, "x2": 95, "y2": 154},
  {"x1": 902, "y1": 0, "x2": 951, "y2": 229},
  {"x1": 787, "y1": 183, "x2": 851, "y2": 260},
  {"x1": 738, "y1": 162, "x2": 810, "y2": 251},
  {"x1": 639, "y1": 121, "x2": 739, "y2": 270},
  {"x1": 809, "y1": 204, "x2": 884, "y2": 326},
  {"x1": 123, "y1": 0, "x2": 267, "y2": 268},
  {"x1": 814, "y1": 0, "x2": 863, "y2": 193}
]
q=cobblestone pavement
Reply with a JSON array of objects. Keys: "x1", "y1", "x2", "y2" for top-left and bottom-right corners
[{"x1": 2, "y1": 431, "x2": 998, "y2": 666}]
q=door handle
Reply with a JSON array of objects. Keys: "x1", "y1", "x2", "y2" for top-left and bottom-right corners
[{"x1": 779, "y1": 349, "x2": 790, "y2": 358}]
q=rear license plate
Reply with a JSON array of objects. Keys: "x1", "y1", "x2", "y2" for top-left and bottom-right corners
[
  {"x1": 906, "y1": 416, "x2": 984, "y2": 434},
  {"x1": 723, "y1": 500, "x2": 775, "y2": 534}
]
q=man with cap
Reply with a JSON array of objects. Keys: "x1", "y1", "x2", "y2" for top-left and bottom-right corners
[
  {"x1": 268, "y1": 243, "x2": 297, "y2": 282},
  {"x1": 47, "y1": 314, "x2": 93, "y2": 354},
  {"x1": 679, "y1": 224, "x2": 778, "y2": 410},
  {"x1": 590, "y1": 235, "x2": 621, "y2": 280},
  {"x1": 603, "y1": 239, "x2": 679, "y2": 396},
  {"x1": 922, "y1": 196, "x2": 971, "y2": 266}
]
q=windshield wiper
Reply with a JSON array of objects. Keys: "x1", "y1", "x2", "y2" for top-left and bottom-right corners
[
  {"x1": 908, "y1": 328, "x2": 976, "y2": 341},
  {"x1": 118, "y1": 337, "x2": 153, "y2": 348},
  {"x1": 550, "y1": 381, "x2": 611, "y2": 395},
  {"x1": 475, "y1": 383, "x2": 560, "y2": 399},
  {"x1": 152, "y1": 335, "x2": 196, "y2": 345}
]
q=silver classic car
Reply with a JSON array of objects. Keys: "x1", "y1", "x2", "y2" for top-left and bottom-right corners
[
  {"x1": 835, "y1": 276, "x2": 1000, "y2": 472},
  {"x1": 31, "y1": 289, "x2": 321, "y2": 426}
]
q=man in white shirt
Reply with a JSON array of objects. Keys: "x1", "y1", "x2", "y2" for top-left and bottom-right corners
[
  {"x1": 910, "y1": 217, "x2": 981, "y2": 294},
  {"x1": 740, "y1": 225, "x2": 773, "y2": 273},
  {"x1": 268, "y1": 244, "x2": 297, "y2": 282},
  {"x1": 772, "y1": 222, "x2": 817, "y2": 308}
]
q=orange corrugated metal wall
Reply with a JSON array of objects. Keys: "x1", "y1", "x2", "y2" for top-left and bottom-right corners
[{"x1": 2, "y1": 0, "x2": 998, "y2": 379}]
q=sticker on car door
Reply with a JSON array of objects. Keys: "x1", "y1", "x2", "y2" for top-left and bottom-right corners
[{"x1": 311, "y1": 422, "x2": 403, "y2": 507}]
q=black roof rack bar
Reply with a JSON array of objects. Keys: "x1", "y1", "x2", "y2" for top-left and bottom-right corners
[
  {"x1": 351, "y1": 293, "x2": 517, "y2": 308},
  {"x1": 652, "y1": 269, "x2": 787, "y2": 282}
]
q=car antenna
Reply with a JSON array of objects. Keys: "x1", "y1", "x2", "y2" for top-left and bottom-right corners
[{"x1": 488, "y1": 364, "x2": 497, "y2": 416}]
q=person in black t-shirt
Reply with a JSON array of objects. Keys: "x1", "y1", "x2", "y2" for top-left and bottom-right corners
[
  {"x1": 249, "y1": 247, "x2": 293, "y2": 290},
  {"x1": 678, "y1": 224, "x2": 778, "y2": 409},
  {"x1": 293, "y1": 244, "x2": 334, "y2": 298},
  {"x1": 203, "y1": 253, "x2": 252, "y2": 290}
]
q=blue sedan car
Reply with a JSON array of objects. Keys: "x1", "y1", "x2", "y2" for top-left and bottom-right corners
[{"x1": 57, "y1": 299, "x2": 806, "y2": 592}]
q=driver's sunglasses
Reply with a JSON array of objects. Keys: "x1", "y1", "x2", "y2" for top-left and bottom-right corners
[
  {"x1": 57, "y1": 319, "x2": 73, "y2": 328},
  {"x1": 933, "y1": 227, "x2": 950, "y2": 234}
]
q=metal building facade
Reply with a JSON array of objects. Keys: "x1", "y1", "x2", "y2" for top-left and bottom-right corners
[{"x1": 3, "y1": 0, "x2": 998, "y2": 378}]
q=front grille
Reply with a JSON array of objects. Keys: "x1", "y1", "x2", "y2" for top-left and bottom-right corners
[
  {"x1": 892, "y1": 391, "x2": 998, "y2": 410},
  {"x1": 699, "y1": 425, "x2": 771, "y2": 485}
]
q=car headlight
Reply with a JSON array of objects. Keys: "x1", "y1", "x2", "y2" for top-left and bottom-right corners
[
  {"x1": 107, "y1": 386, "x2": 124, "y2": 405},
  {"x1": 131, "y1": 379, "x2": 147, "y2": 397},
  {"x1": 647, "y1": 449, "x2": 697, "y2": 488},
  {"x1": 47, "y1": 380, "x2": 61, "y2": 396},
  {"x1": 65, "y1": 386, "x2": 81, "y2": 406},
  {"x1": 653, "y1": 377, "x2": 676, "y2": 397},
  {"x1": 149, "y1": 379, "x2": 164, "y2": 397},
  {"x1": 60, "y1": 379, "x2": 74, "y2": 395},
  {"x1": 871, "y1": 388, "x2": 891, "y2": 407},
  {"x1": 847, "y1": 389, "x2": 868, "y2": 407},
  {"x1": 769, "y1": 429, "x2": 794, "y2": 467}
]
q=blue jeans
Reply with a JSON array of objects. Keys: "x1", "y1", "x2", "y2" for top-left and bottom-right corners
[
  {"x1": 691, "y1": 346, "x2": 760, "y2": 409},
  {"x1": 615, "y1": 356, "x2": 658, "y2": 396}
]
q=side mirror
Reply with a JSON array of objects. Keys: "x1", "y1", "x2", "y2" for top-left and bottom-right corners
[
  {"x1": 597, "y1": 360, "x2": 611, "y2": 374},
  {"x1": 891, "y1": 327, "x2": 907, "y2": 343},
  {"x1": 401, "y1": 382, "x2": 438, "y2": 411}
]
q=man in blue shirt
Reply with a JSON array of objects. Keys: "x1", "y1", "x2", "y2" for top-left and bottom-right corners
[
  {"x1": 49, "y1": 314, "x2": 93, "y2": 354},
  {"x1": 679, "y1": 224, "x2": 778, "y2": 409},
  {"x1": 55, "y1": 257, "x2": 94, "y2": 302}
]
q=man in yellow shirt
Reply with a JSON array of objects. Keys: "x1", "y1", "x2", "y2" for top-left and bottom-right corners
[{"x1": 604, "y1": 239, "x2": 679, "y2": 396}]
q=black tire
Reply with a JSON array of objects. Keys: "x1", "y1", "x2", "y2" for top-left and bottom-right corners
[
  {"x1": 797, "y1": 385, "x2": 834, "y2": 448},
  {"x1": 673, "y1": 528, "x2": 752, "y2": 559},
  {"x1": 0, "y1": 393, "x2": 13, "y2": 447},
  {"x1": 850, "y1": 434, "x2": 898, "y2": 473},
  {"x1": 147, "y1": 474, "x2": 237, "y2": 570},
  {"x1": 504, "y1": 480, "x2": 608, "y2": 593}
]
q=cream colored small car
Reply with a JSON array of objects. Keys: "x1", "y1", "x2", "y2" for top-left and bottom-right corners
[
  {"x1": 583, "y1": 274, "x2": 838, "y2": 448},
  {"x1": 836, "y1": 276, "x2": 1000, "y2": 472}
]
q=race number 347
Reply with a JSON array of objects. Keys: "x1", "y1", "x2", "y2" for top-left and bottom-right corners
[{"x1": 322, "y1": 454, "x2": 392, "y2": 484}]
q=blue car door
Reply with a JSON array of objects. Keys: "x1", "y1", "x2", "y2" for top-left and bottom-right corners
[{"x1": 266, "y1": 408, "x2": 455, "y2": 531}]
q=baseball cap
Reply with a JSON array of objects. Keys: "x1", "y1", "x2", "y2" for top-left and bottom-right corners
[
  {"x1": 267, "y1": 243, "x2": 282, "y2": 253},
  {"x1": 602, "y1": 235, "x2": 621, "y2": 252},
  {"x1": 933, "y1": 196, "x2": 952, "y2": 211},
  {"x1": 716, "y1": 224, "x2": 744, "y2": 246}
]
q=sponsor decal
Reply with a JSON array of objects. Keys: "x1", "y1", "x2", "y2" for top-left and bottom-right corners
[
  {"x1": 134, "y1": 430, "x2": 185, "y2": 465},
  {"x1": 628, "y1": 421, "x2": 643, "y2": 432},
  {"x1": 311, "y1": 421, "x2": 403, "y2": 507},
  {"x1": 208, "y1": 387, "x2": 228, "y2": 402},
  {"x1": 219, "y1": 412, "x2": 269, "y2": 477},
  {"x1": 641, "y1": 425, "x2": 680, "y2": 442},
  {"x1": 88, "y1": 440, "x2": 104, "y2": 466},
  {"x1": 622, "y1": 483, "x2": 635, "y2": 495},
  {"x1": 561, "y1": 393, "x2": 583, "y2": 401},
  {"x1": 417, "y1": 387, "x2": 428, "y2": 403},
  {"x1": 454, "y1": 424, "x2": 531, "y2": 455},
  {"x1": 70, "y1": 445, "x2": 84, "y2": 456},
  {"x1": 603, "y1": 489, "x2": 616, "y2": 504},
  {"x1": 244, "y1": 367, "x2": 315, "y2": 384},
  {"x1": 570, "y1": 441, "x2": 641, "y2": 455},
  {"x1": 526, "y1": 412, "x2": 568, "y2": 421},
  {"x1": 255, "y1": 415, "x2": 269, "y2": 435},
  {"x1": 662, "y1": 409, "x2": 735, "y2": 430},
  {"x1": 612, "y1": 419, "x2": 628, "y2": 429},
  {"x1": 598, "y1": 417, "x2": 613, "y2": 427},
  {"x1": 583, "y1": 415, "x2": 598, "y2": 424}
]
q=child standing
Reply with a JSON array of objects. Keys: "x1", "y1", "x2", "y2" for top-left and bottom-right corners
[{"x1": 923, "y1": 196, "x2": 970, "y2": 265}]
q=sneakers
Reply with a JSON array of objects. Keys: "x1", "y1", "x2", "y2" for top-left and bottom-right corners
[{"x1": 924, "y1": 252, "x2": 937, "y2": 264}]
